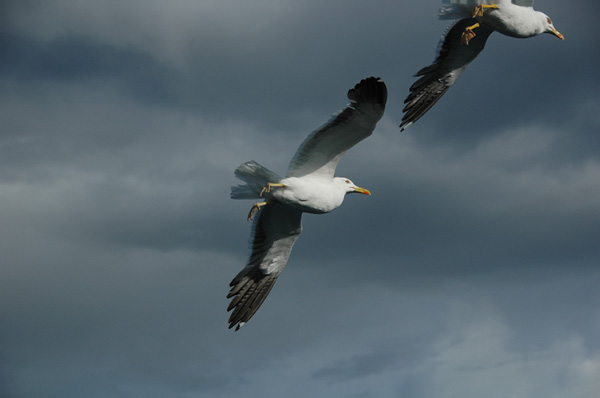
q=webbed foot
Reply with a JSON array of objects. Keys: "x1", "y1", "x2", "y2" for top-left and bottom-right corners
[
  {"x1": 247, "y1": 201, "x2": 268, "y2": 221},
  {"x1": 472, "y1": 4, "x2": 499, "y2": 18},
  {"x1": 260, "y1": 183, "x2": 286, "y2": 197},
  {"x1": 461, "y1": 23, "x2": 480, "y2": 45}
]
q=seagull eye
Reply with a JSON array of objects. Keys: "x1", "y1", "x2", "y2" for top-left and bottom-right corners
[
  {"x1": 547, "y1": 17, "x2": 552, "y2": 24},
  {"x1": 345, "y1": 180, "x2": 350, "y2": 184}
]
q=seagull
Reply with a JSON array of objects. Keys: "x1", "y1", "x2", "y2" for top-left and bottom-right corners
[
  {"x1": 400, "y1": 0, "x2": 564, "y2": 131},
  {"x1": 227, "y1": 77, "x2": 387, "y2": 331}
]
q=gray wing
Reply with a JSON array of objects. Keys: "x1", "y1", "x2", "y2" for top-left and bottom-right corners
[
  {"x1": 400, "y1": 18, "x2": 493, "y2": 131},
  {"x1": 286, "y1": 77, "x2": 387, "y2": 179},
  {"x1": 227, "y1": 202, "x2": 302, "y2": 331}
]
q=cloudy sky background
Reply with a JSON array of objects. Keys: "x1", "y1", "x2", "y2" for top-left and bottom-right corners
[{"x1": 1, "y1": 0, "x2": 599, "y2": 396}]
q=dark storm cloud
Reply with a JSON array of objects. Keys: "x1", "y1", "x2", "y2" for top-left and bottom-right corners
[
  {"x1": 1, "y1": 0, "x2": 599, "y2": 397},
  {"x1": 1, "y1": 35, "x2": 171, "y2": 93}
]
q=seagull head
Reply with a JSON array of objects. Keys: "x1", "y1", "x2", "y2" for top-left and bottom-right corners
[
  {"x1": 335, "y1": 177, "x2": 371, "y2": 195},
  {"x1": 541, "y1": 14, "x2": 564, "y2": 40}
]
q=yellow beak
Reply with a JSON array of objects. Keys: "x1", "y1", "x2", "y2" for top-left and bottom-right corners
[
  {"x1": 552, "y1": 29, "x2": 564, "y2": 40},
  {"x1": 353, "y1": 187, "x2": 371, "y2": 195}
]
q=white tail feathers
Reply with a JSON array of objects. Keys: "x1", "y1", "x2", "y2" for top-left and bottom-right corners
[
  {"x1": 230, "y1": 161, "x2": 283, "y2": 199},
  {"x1": 439, "y1": 4, "x2": 471, "y2": 20},
  {"x1": 231, "y1": 185, "x2": 259, "y2": 199}
]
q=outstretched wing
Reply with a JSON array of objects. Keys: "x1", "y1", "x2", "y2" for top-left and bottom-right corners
[
  {"x1": 286, "y1": 77, "x2": 387, "y2": 179},
  {"x1": 400, "y1": 18, "x2": 493, "y2": 131},
  {"x1": 227, "y1": 202, "x2": 302, "y2": 331}
]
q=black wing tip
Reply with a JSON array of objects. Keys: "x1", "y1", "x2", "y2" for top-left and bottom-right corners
[
  {"x1": 347, "y1": 76, "x2": 388, "y2": 108},
  {"x1": 399, "y1": 121, "x2": 412, "y2": 132},
  {"x1": 228, "y1": 321, "x2": 245, "y2": 331},
  {"x1": 226, "y1": 269, "x2": 279, "y2": 332},
  {"x1": 399, "y1": 87, "x2": 449, "y2": 132}
]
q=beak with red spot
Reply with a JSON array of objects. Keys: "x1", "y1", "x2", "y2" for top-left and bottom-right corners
[
  {"x1": 353, "y1": 187, "x2": 371, "y2": 195},
  {"x1": 551, "y1": 29, "x2": 564, "y2": 40}
]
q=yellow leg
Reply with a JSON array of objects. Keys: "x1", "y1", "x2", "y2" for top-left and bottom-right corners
[
  {"x1": 472, "y1": 4, "x2": 499, "y2": 18},
  {"x1": 247, "y1": 201, "x2": 268, "y2": 221},
  {"x1": 461, "y1": 22, "x2": 480, "y2": 45},
  {"x1": 260, "y1": 183, "x2": 286, "y2": 197}
]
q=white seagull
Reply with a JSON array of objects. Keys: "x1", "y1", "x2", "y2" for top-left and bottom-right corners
[
  {"x1": 400, "y1": 0, "x2": 564, "y2": 131},
  {"x1": 227, "y1": 77, "x2": 387, "y2": 331}
]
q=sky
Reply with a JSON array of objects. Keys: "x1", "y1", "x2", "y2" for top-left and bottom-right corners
[{"x1": 1, "y1": 0, "x2": 599, "y2": 396}]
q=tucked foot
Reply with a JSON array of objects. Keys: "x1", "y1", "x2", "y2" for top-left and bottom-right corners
[
  {"x1": 247, "y1": 201, "x2": 268, "y2": 221},
  {"x1": 472, "y1": 4, "x2": 499, "y2": 18},
  {"x1": 259, "y1": 182, "x2": 286, "y2": 197},
  {"x1": 461, "y1": 23, "x2": 480, "y2": 45}
]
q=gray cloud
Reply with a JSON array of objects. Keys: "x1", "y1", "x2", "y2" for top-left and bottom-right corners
[{"x1": 1, "y1": 0, "x2": 599, "y2": 397}]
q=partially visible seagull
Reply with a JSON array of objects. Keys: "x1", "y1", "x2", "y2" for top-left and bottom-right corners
[
  {"x1": 227, "y1": 77, "x2": 387, "y2": 331},
  {"x1": 400, "y1": 0, "x2": 564, "y2": 131}
]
